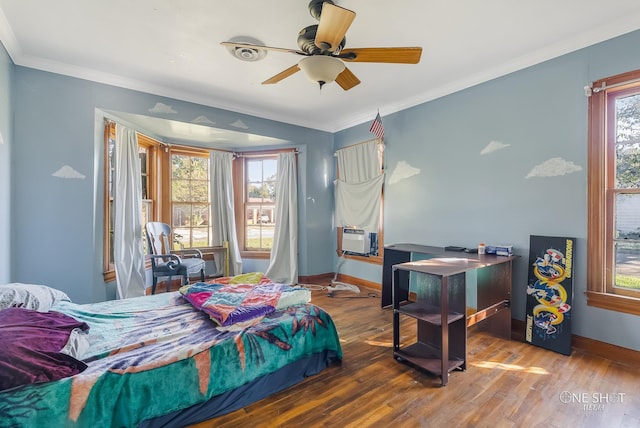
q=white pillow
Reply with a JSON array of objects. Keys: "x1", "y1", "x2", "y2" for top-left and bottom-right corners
[{"x1": 0, "y1": 283, "x2": 71, "y2": 312}]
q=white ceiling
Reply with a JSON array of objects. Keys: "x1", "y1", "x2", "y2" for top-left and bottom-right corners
[{"x1": 2, "y1": 0, "x2": 640, "y2": 138}]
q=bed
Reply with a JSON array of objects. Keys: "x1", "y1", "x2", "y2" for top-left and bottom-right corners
[{"x1": 0, "y1": 276, "x2": 343, "y2": 427}]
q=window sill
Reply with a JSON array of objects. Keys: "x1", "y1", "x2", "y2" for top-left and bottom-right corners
[
  {"x1": 585, "y1": 291, "x2": 640, "y2": 316},
  {"x1": 105, "y1": 259, "x2": 154, "y2": 284},
  {"x1": 240, "y1": 251, "x2": 271, "y2": 260},
  {"x1": 103, "y1": 270, "x2": 116, "y2": 283},
  {"x1": 337, "y1": 250, "x2": 383, "y2": 265}
]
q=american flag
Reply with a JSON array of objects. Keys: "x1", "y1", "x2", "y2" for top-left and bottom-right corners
[{"x1": 369, "y1": 112, "x2": 384, "y2": 141}]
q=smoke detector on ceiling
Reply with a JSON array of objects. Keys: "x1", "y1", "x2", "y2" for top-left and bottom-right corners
[{"x1": 226, "y1": 36, "x2": 267, "y2": 62}]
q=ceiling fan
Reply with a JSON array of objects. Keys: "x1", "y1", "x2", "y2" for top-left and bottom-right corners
[{"x1": 221, "y1": 0, "x2": 422, "y2": 90}]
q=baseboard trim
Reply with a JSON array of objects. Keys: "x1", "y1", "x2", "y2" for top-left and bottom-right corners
[
  {"x1": 511, "y1": 318, "x2": 640, "y2": 366},
  {"x1": 298, "y1": 273, "x2": 335, "y2": 286},
  {"x1": 298, "y1": 273, "x2": 381, "y2": 291},
  {"x1": 335, "y1": 273, "x2": 381, "y2": 291}
]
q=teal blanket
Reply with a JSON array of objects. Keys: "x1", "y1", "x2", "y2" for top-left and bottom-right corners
[{"x1": 0, "y1": 292, "x2": 342, "y2": 427}]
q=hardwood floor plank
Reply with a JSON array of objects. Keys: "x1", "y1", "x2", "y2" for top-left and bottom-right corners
[{"x1": 191, "y1": 287, "x2": 640, "y2": 428}]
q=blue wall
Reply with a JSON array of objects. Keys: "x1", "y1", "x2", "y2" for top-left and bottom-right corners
[
  {"x1": 0, "y1": 41, "x2": 11, "y2": 284},
  {"x1": 5, "y1": 29, "x2": 640, "y2": 351},
  {"x1": 11, "y1": 67, "x2": 334, "y2": 303},
  {"x1": 334, "y1": 30, "x2": 640, "y2": 352}
]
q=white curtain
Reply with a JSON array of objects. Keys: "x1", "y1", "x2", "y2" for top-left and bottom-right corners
[
  {"x1": 336, "y1": 139, "x2": 381, "y2": 182},
  {"x1": 334, "y1": 139, "x2": 384, "y2": 231},
  {"x1": 209, "y1": 151, "x2": 242, "y2": 276},
  {"x1": 113, "y1": 124, "x2": 146, "y2": 299},
  {"x1": 335, "y1": 174, "x2": 384, "y2": 231},
  {"x1": 265, "y1": 152, "x2": 298, "y2": 285}
]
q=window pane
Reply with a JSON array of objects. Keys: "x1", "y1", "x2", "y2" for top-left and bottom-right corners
[
  {"x1": 109, "y1": 200, "x2": 114, "y2": 265},
  {"x1": 247, "y1": 160, "x2": 263, "y2": 182},
  {"x1": 191, "y1": 204, "x2": 209, "y2": 227},
  {"x1": 614, "y1": 241, "x2": 640, "y2": 291},
  {"x1": 615, "y1": 94, "x2": 640, "y2": 189},
  {"x1": 172, "y1": 179, "x2": 191, "y2": 202},
  {"x1": 141, "y1": 176, "x2": 148, "y2": 199},
  {"x1": 173, "y1": 203, "x2": 192, "y2": 228},
  {"x1": 244, "y1": 157, "x2": 277, "y2": 251},
  {"x1": 139, "y1": 147, "x2": 148, "y2": 199},
  {"x1": 191, "y1": 180, "x2": 209, "y2": 202},
  {"x1": 173, "y1": 226, "x2": 190, "y2": 251},
  {"x1": 171, "y1": 153, "x2": 210, "y2": 249},
  {"x1": 108, "y1": 135, "x2": 115, "y2": 199},
  {"x1": 142, "y1": 200, "x2": 151, "y2": 254},
  {"x1": 139, "y1": 149, "x2": 147, "y2": 174},
  {"x1": 192, "y1": 226, "x2": 209, "y2": 248},
  {"x1": 616, "y1": 193, "x2": 640, "y2": 240},
  {"x1": 245, "y1": 224, "x2": 274, "y2": 249},
  {"x1": 172, "y1": 155, "x2": 191, "y2": 179},
  {"x1": 191, "y1": 157, "x2": 208, "y2": 180},
  {"x1": 614, "y1": 193, "x2": 640, "y2": 291}
]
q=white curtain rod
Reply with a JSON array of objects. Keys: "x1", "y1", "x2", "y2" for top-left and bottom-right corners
[
  {"x1": 233, "y1": 148, "x2": 299, "y2": 158},
  {"x1": 334, "y1": 138, "x2": 382, "y2": 156},
  {"x1": 585, "y1": 77, "x2": 640, "y2": 96}
]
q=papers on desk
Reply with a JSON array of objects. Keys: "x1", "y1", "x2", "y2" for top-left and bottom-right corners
[{"x1": 485, "y1": 245, "x2": 513, "y2": 256}]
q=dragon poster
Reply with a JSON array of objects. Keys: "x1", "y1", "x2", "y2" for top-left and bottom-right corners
[{"x1": 525, "y1": 235, "x2": 576, "y2": 356}]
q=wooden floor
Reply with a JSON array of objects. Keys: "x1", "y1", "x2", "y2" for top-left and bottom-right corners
[{"x1": 191, "y1": 286, "x2": 640, "y2": 428}]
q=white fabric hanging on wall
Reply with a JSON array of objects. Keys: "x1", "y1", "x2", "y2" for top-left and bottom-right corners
[
  {"x1": 334, "y1": 139, "x2": 383, "y2": 232},
  {"x1": 113, "y1": 124, "x2": 146, "y2": 299},
  {"x1": 209, "y1": 151, "x2": 242, "y2": 276},
  {"x1": 336, "y1": 139, "x2": 381, "y2": 182},
  {"x1": 334, "y1": 174, "x2": 384, "y2": 232},
  {"x1": 265, "y1": 152, "x2": 298, "y2": 285}
]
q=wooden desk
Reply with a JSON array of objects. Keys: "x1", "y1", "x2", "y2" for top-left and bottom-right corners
[{"x1": 389, "y1": 248, "x2": 515, "y2": 385}]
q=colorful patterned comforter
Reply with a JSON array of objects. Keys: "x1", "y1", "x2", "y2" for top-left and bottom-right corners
[
  {"x1": 179, "y1": 281, "x2": 311, "y2": 327},
  {"x1": 0, "y1": 290, "x2": 342, "y2": 427}
]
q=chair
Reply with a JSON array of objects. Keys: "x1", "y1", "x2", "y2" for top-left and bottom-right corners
[{"x1": 145, "y1": 222, "x2": 206, "y2": 294}]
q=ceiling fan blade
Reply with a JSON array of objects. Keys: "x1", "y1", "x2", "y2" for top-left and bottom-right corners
[
  {"x1": 314, "y1": 3, "x2": 356, "y2": 52},
  {"x1": 221, "y1": 41, "x2": 306, "y2": 56},
  {"x1": 262, "y1": 64, "x2": 301, "y2": 85},
  {"x1": 335, "y1": 67, "x2": 361, "y2": 91},
  {"x1": 340, "y1": 47, "x2": 423, "y2": 64}
]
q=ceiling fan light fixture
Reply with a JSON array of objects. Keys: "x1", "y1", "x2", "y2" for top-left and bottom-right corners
[{"x1": 298, "y1": 55, "x2": 345, "y2": 88}]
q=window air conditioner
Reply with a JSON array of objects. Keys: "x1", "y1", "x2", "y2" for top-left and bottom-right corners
[{"x1": 342, "y1": 228, "x2": 370, "y2": 255}]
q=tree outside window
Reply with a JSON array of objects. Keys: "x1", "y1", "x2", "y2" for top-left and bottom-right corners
[{"x1": 171, "y1": 152, "x2": 210, "y2": 249}]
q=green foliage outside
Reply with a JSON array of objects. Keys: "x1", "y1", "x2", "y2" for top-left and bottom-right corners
[
  {"x1": 615, "y1": 94, "x2": 640, "y2": 188},
  {"x1": 246, "y1": 237, "x2": 273, "y2": 249},
  {"x1": 613, "y1": 94, "x2": 640, "y2": 292},
  {"x1": 171, "y1": 154, "x2": 210, "y2": 249},
  {"x1": 615, "y1": 275, "x2": 640, "y2": 289},
  {"x1": 247, "y1": 182, "x2": 276, "y2": 201}
]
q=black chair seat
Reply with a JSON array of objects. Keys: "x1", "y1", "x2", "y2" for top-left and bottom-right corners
[{"x1": 154, "y1": 258, "x2": 206, "y2": 277}]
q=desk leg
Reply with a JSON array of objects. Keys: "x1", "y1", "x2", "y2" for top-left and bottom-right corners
[
  {"x1": 441, "y1": 276, "x2": 449, "y2": 386},
  {"x1": 392, "y1": 267, "x2": 400, "y2": 353}
]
